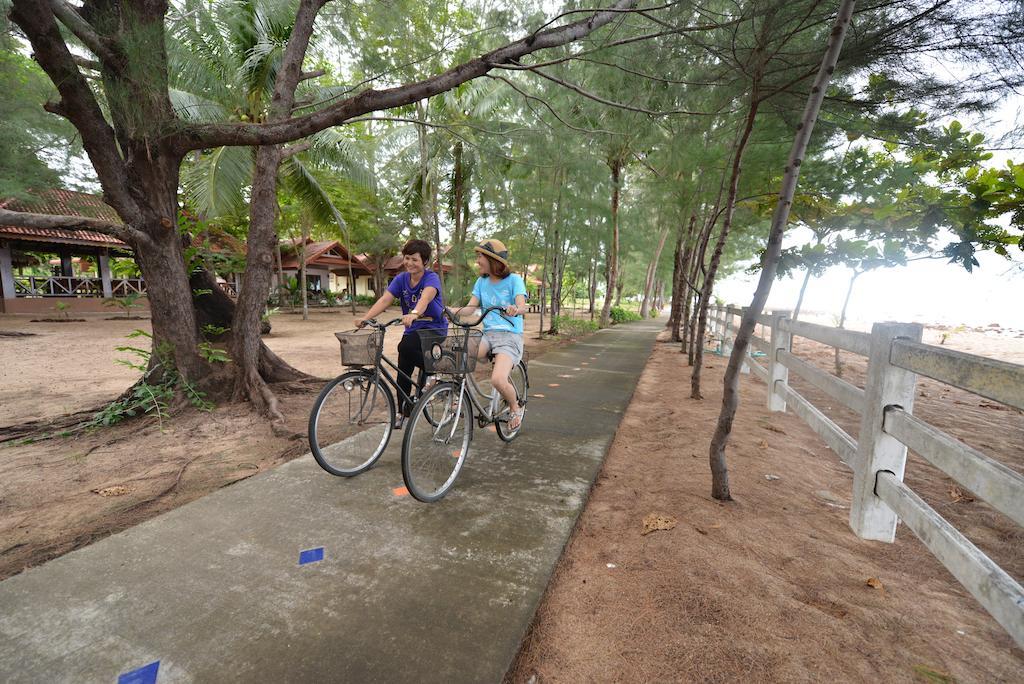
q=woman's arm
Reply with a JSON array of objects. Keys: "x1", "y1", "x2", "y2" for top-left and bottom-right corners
[
  {"x1": 358, "y1": 292, "x2": 395, "y2": 326},
  {"x1": 401, "y1": 286, "x2": 438, "y2": 327},
  {"x1": 505, "y1": 293, "x2": 527, "y2": 317},
  {"x1": 448, "y1": 295, "x2": 480, "y2": 318}
]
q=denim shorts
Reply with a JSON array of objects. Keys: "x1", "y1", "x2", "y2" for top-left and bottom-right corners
[{"x1": 482, "y1": 330, "x2": 524, "y2": 364}]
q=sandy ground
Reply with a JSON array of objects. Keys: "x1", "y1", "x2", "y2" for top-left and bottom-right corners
[
  {"x1": 507, "y1": 330, "x2": 1024, "y2": 683},
  {"x1": 0, "y1": 306, "x2": 578, "y2": 579}
]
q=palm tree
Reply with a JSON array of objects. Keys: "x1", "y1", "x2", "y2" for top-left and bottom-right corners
[{"x1": 168, "y1": 0, "x2": 369, "y2": 314}]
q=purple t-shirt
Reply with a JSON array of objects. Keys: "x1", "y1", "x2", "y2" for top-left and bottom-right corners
[{"x1": 386, "y1": 270, "x2": 448, "y2": 335}]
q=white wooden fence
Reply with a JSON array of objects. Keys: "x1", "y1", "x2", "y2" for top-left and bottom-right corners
[{"x1": 708, "y1": 304, "x2": 1024, "y2": 648}]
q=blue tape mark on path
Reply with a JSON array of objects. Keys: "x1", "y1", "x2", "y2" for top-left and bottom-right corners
[
  {"x1": 299, "y1": 547, "x2": 325, "y2": 565},
  {"x1": 118, "y1": 660, "x2": 159, "y2": 684}
]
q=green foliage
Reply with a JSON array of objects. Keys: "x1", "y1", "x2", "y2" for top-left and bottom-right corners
[
  {"x1": 609, "y1": 307, "x2": 642, "y2": 325},
  {"x1": 0, "y1": 36, "x2": 77, "y2": 199},
  {"x1": 198, "y1": 342, "x2": 229, "y2": 364},
  {"x1": 553, "y1": 316, "x2": 599, "y2": 338},
  {"x1": 354, "y1": 294, "x2": 376, "y2": 306},
  {"x1": 104, "y1": 292, "x2": 143, "y2": 319},
  {"x1": 202, "y1": 324, "x2": 230, "y2": 337},
  {"x1": 53, "y1": 301, "x2": 71, "y2": 320},
  {"x1": 88, "y1": 330, "x2": 214, "y2": 429}
]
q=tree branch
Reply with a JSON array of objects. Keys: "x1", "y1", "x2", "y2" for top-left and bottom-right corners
[
  {"x1": 280, "y1": 141, "x2": 313, "y2": 159},
  {"x1": 173, "y1": 0, "x2": 639, "y2": 152},
  {"x1": 11, "y1": 0, "x2": 139, "y2": 224},
  {"x1": 486, "y1": 74, "x2": 623, "y2": 136},
  {"x1": 298, "y1": 68, "x2": 326, "y2": 82},
  {"x1": 47, "y1": 0, "x2": 117, "y2": 66},
  {"x1": 0, "y1": 208, "x2": 138, "y2": 244},
  {"x1": 522, "y1": 65, "x2": 726, "y2": 117}
]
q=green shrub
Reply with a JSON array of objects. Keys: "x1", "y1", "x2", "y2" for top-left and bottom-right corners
[
  {"x1": 610, "y1": 306, "x2": 641, "y2": 324},
  {"x1": 553, "y1": 315, "x2": 599, "y2": 338},
  {"x1": 355, "y1": 294, "x2": 377, "y2": 306}
]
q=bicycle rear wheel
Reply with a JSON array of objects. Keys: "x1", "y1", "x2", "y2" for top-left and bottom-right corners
[
  {"x1": 496, "y1": 361, "x2": 529, "y2": 442},
  {"x1": 401, "y1": 382, "x2": 473, "y2": 502},
  {"x1": 309, "y1": 370, "x2": 395, "y2": 476}
]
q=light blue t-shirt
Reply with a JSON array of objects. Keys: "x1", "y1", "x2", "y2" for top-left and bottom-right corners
[{"x1": 472, "y1": 274, "x2": 527, "y2": 333}]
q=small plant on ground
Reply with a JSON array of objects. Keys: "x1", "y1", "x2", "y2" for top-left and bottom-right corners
[
  {"x1": 53, "y1": 301, "x2": 72, "y2": 320},
  {"x1": 354, "y1": 294, "x2": 376, "y2": 306},
  {"x1": 202, "y1": 324, "x2": 230, "y2": 337},
  {"x1": 87, "y1": 329, "x2": 214, "y2": 429},
  {"x1": 104, "y1": 292, "x2": 143, "y2": 319},
  {"x1": 939, "y1": 324, "x2": 967, "y2": 345}
]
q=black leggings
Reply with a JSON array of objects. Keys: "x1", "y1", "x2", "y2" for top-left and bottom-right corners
[{"x1": 397, "y1": 331, "x2": 428, "y2": 416}]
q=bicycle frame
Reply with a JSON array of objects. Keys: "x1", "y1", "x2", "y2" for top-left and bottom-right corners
[{"x1": 459, "y1": 372, "x2": 503, "y2": 424}]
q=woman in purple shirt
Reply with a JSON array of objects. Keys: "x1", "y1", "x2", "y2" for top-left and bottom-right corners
[{"x1": 358, "y1": 240, "x2": 447, "y2": 426}]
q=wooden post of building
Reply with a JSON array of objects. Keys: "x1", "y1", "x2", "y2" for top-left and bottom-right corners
[
  {"x1": 767, "y1": 310, "x2": 792, "y2": 412},
  {"x1": 98, "y1": 249, "x2": 113, "y2": 298},
  {"x1": 59, "y1": 250, "x2": 73, "y2": 277},
  {"x1": 850, "y1": 321, "x2": 923, "y2": 542},
  {"x1": 0, "y1": 241, "x2": 16, "y2": 310}
]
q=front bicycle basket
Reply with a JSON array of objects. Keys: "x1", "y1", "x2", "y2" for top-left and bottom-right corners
[
  {"x1": 334, "y1": 329, "x2": 383, "y2": 366},
  {"x1": 420, "y1": 328, "x2": 482, "y2": 375}
]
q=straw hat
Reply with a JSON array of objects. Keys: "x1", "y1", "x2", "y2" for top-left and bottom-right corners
[{"x1": 474, "y1": 238, "x2": 510, "y2": 267}]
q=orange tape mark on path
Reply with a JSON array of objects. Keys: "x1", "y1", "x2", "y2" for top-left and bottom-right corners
[{"x1": 392, "y1": 486, "x2": 409, "y2": 497}]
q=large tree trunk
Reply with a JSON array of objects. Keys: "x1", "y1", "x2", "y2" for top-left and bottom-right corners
[
  {"x1": 588, "y1": 257, "x2": 597, "y2": 320},
  {"x1": 691, "y1": 95, "x2": 761, "y2": 399},
  {"x1": 230, "y1": 0, "x2": 323, "y2": 424},
  {"x1": 275, "y1": 241, "x2": 286, "y2": 307},
  {"x1": 599, "y1": 160, "x2": 622, "y2": 327},
  {"x1": 451, "y1": 141, "x2": 465, "y2": 302},
  {"x1": 549, "y1": 225, "x2": 561, "y2": 324},
  {"x1": 640, "y1": 223, "x2": 670, "y2": 319},
  {"x1": 708, "y1": 0, "x2": 857, "y2": 501},
  {"x1": 668, "y1": 213, "x2": 696, "y2": 342},
  {"x1": 539, "y1": 226, "x2": 549, "y2": 338},
  {"x1": 299, "y1": 228, "x2": 309, "y2": 321}
]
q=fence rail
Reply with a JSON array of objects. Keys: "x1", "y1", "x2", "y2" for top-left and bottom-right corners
[
  {"x1": 13, "y1": 275, "x2": 146, "y2": 298},
  {"x1": 709, "y1": 305, "x2": 1024, "y2": 648}
]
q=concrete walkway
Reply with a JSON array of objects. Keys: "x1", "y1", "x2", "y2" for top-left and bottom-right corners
[{"x1": 0, "y1": 320, "x2": 662, "y2": 683}]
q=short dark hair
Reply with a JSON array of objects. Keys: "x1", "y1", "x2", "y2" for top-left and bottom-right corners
[
  {"x1": 401, "y1": 239, "x2": 432, "y2": 265},
  {"x1": 484, "y1": 254, "x2": 511, "y2": 278}
]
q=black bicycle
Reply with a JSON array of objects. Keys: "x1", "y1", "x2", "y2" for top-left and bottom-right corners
[
  {"x1": 308, "y1": 317, "x2": 427, "y2": 477},
  {"x1": 400, "y1": 306, "x2": 530, "y2": 502}
]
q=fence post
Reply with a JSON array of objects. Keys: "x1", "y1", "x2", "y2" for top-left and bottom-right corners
[
  {"x1": 767, "y1": 310, "x2": 792, "y2": 412},
  {"x1": 850, "y1": 321, "x2": 923, "y2": 542}
]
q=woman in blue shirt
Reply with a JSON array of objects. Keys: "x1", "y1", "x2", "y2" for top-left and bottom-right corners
[
  {"x1": 449, "y1": 238, "x2": 527, "y2": 430},
  {"x1": 359, "y1": 240, "x2": 447, "y2": 426}
]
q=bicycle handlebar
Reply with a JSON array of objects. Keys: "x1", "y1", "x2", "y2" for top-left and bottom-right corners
[
  {"x1": 444, "y1": 305, "x2": 517, "y2": 328},
  {"x1": 360, "y1": 317, "x2": 403, "y2": 330}
]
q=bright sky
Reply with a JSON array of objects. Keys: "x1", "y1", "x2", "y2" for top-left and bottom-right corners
[{"x1": 717, "y1": 95, "x2": 1024, "y2": 331}]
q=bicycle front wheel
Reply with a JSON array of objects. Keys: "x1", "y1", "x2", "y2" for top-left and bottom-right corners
[
  {"x1": 401, "y1": 382, "x2": 473, "y2": 502},
  {"x1": 309, "y1": 370, "x2": 395, "y2": 476},
  {"x1": 496, "y1": 361, "x2": 529, "y2": 442}
]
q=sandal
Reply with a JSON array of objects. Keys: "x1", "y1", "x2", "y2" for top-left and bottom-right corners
[{"x1": 508, "y1": 405, "x2": 525, "y2": 431}]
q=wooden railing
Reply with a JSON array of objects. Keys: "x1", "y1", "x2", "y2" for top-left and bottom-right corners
[
  {"x1": 708, "y1": 304, "x2": 1024, "y2": 647},
  {"x1": 110, "y1": 278, "x2": 146, "y2": 296},
  {"x1": 12, "y1": 276, "x2": 145, "y2": 298}
]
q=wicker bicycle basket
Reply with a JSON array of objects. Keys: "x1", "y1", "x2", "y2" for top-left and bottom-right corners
[
  {"x1": 334, "y1": 328, "x2": 383, "y2": 366},
  {"x1": 419, "y1": 328, "x2": 482, "y2": 375}
]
